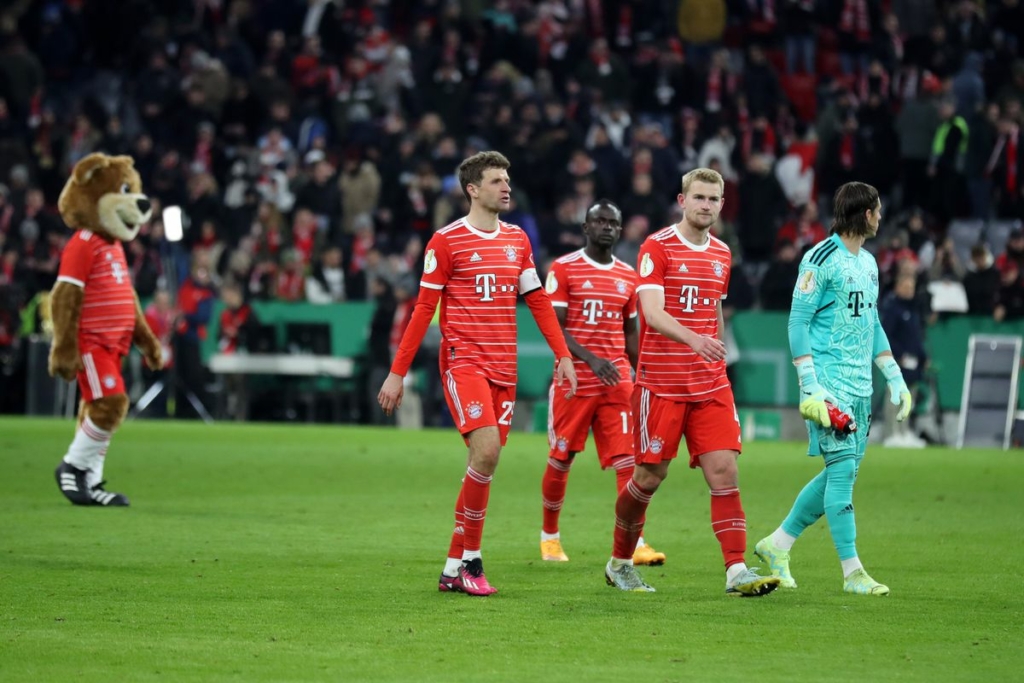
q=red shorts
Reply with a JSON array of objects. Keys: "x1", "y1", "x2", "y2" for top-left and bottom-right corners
[
  {"x1": 78, "y1": 346, "x2": 126, "y2": 402},
  {"x1": 441, "y1": 367, "x2": 517, "y2": 446},
  {"x1": 547, "y1": 381, "x2": 633, "y2": 468},
  {"x1": 633, "y1": 385, "x2": 741, "y2": 467}
]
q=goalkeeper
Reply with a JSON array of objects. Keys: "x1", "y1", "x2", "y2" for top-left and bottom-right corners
[{"x1": 754, "y1": 182, "x2": 912, "y2": 597}]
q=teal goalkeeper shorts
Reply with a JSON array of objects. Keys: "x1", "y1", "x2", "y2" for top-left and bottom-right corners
[{"x1": 806, "y1": 394, "x2": 871, "y2": 464}]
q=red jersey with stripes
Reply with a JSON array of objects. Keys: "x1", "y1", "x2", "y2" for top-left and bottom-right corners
[
  {"x1": 421, "y1": 218, "x2": 542, "y2": 386},
  {"x1": 546, "y1": 250, "x2": 638, "y2": 396},
  {"x1": 57, "y1": 229, "x2": 137, "y2": 355},
  {"x1": 635, "y1": 226, "x2": 732, "y2": 401}
]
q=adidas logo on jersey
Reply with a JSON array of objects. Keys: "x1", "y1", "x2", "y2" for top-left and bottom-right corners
[
  {"x1": 470, "y1": 252, "x2": 483, "y2": 262},
  {"x1": 678, "y1": 263, "x2": 689, "y2": 273},
  {"x1": 582, "y1": 280, "x2": 594, "y2": 289}
]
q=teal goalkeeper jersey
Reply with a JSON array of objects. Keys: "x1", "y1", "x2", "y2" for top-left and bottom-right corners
[{"x1": 788, "y1": 234, "x2": 890, "y2": 399}]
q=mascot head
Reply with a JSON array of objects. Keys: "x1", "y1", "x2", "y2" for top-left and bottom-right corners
[{"x1": 58, "y1": 153, "x2": 153, "y2": 241}]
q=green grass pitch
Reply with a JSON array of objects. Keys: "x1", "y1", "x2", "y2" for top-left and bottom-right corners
[{"x1": 2, "y1": 417, "x2": 1022, "y2": 682}]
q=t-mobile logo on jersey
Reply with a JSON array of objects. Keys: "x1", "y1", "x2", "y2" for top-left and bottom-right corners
[
  {"x1": 475, "y1": 273, "x2": 497, "y2": 301},
  {"x1": 111, "y1": 261, "x2": 126, "y2": 284},
  {"x1": 679, "y1": 285, "x2": 700, "y2": 313},
  {"x1": 581, "y1": 298, "x2": 605, "y2": 324}
]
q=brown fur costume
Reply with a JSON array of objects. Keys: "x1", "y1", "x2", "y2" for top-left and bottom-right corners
[{"x1": 49, "y1": 153, "x2": 163, "y2": 431}]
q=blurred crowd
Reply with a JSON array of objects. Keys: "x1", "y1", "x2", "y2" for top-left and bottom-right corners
[{"x1": 3, "y1": 0, "x2": 1024, "y2": 417}]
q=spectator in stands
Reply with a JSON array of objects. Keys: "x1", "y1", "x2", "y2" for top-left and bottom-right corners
[
  {"x1": 760, "y1": 240, "x2": 801, "y2": 311},
  {"x1": 996, "y1": 227, "x2": 1024, "y2": 275},
  {"x1": 337, "y1": 148, "x2": 382, "y2": 235},
  {"x1": 929, "y1": 236, "x2": 966, "y2": 282},
  {"x1": 964, "y1": 243, "x2": 1000, "y2": 315},
  {"x1": 614, "y1": 214, "x2": 648, "y2": 270},
  {"x1": 140, "y1": 290, "x2": 175, "y2": 418},
  {"x1": 928, "y1": 97, "x2": 969, "y2": 223},
  {"x1": 880, "y1": 273, "x2": 928, "y2": 447},
  {"x1": 218, "y1": 282, "x2": 259, "y2": 354},
  {"x1": 274, "y1": 249, "x2": 306, "y2": 302},
  {"x1": 995, "y1": 263, "x2": 1024, "y2": 320},
  {"x1": 366, "y1": 277, "x2": 397, "y2": 427},
  {"x1": 175, "y1": 261, "x2": 216, "y2": 420},
  {"x1": 988, "y1": 115, "x2": 1024, "y2": 219},
  {"x1": 737, "y1": 153, "x2": 788, "y2": 269},
  {"x1": 306, "y1": 245, "x2": 346, "y2": 304},
  {"x1": 776, "y1": 202, "x2": 827, "y2": 253}
]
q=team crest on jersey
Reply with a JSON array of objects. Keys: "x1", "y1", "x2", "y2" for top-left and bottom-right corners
[
  {"x1": 649, "y1": 437, "x2": 664, "y2": 455},
  {"x1": 546, "y1": 271, "x2": 558, "y2": 293},
  {"x1": 712, "y1": 261, "x2": 724, "y2": 277},
  {"x1": 640, "y1": 253, "x2": 654, "y2": 277},
  {"x1": 424, "y1": 249, "x2": 437, "y2": 274},
  {"x1": 467, "y1": 401, "x2": 484, "y2": 420},
  {"x1": 556, "y1": 437, "x2": 568, "y2": 452},
  {"x1": 797, "y1": 270, "x2": 815, "y2": 294},
  {"x1": 505, "y1": 246, "x2": 517, "y2": 262},
  {"x1": 615, "y1": 279, "x2": 627, "y2": 294},
  {"x1": 102, "y1": 375, "x2": 116, "y2": 389}
]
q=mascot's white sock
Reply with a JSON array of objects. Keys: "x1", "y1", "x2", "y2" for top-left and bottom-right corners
[{"x1": 63, "y1": 416, "x2": 111, "y2": 488}]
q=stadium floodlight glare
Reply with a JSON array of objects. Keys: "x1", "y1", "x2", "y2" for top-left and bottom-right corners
[{"x1": 163, "y1": 206, "x2": 184, "y2": 242}]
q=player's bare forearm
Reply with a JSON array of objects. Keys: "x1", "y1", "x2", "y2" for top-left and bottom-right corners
[
  {"x1": 639, "y1": 296, "x2": 694, "y2": 346},
  {"x1": 624, "y1": 316, "x2": 639, "y2": 371},
  {"x1": 555, "y1": 306, "x2": 599, "y2": 365},
  {"x1": 716, "y1": 300, "x2": 725, "y2": 341}
]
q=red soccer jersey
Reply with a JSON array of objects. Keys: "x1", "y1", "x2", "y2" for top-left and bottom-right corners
[
  {"x1": 546, "y1": 249, "x2": 638, "y2": 396},
  {"x1": 57, "y1": 229, "x2": 137, "y2": 355},
  {"x1": 635, "y1": 226, "x2": 732, "y2": 400},
  {"x1": 420, "y1": 217, "x2": 542, "y2": 386}
]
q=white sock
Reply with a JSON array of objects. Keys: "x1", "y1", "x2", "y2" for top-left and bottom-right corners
[
  {"x1": 636, "y1": 536, "x2": 646, "y2": 549},
  {"x1": 726, "y1": 562, "x2": 748, "y2": 583},
  {"x1": 86, "y1": 450, "x2": 107, "y2": 489},
  {"x1": 541, "y1": 531, "x2": 559, "y2": 542},
  {"x1": 841, "y1": 557, "x2": 864, "y2": 578},
  {"x1": 771, "y1": 527, "x2": 798, "y2": 551},
  {"x1": 64, "y1": 417, "x2": 110, "y2": 475},
  {"x1": 442, "y1": 557, "x2": 462, "y2": 577},
  {"x1": 461, "y1": 549, "x2": 482, "y2": 563},
  {"x1": 610, "y1": 557, "x2": 633, "y2": 570}
]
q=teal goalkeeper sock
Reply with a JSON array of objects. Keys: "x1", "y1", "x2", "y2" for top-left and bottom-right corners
[
  {"x1": 780, "y1": 469, "x2": 827, "y2": 539},
  {"x1": 823, "y1": 457, "x2": 858, "y2": 561}
]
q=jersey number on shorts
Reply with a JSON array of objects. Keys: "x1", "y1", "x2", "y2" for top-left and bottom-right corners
[{"x1": 498, "y1": 400, "x2": 515, "y2": 425}]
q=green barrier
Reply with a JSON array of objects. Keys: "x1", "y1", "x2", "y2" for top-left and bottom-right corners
[
  {"x1": 196, "y1": 301, "x2": 1023, "y2": 412},
  {"x1": 201, "y1": 301, "x2": 375, "y2": 363}
]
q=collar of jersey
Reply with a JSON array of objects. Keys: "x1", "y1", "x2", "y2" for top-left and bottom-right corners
[
  {"x1": 829, "y1": 233, "x2": 856, "y2": 258},
  {"x1": 579, "y1": 249, "x2": 616, "y2": 270},
  {"x1": 672, "y1": 225, "x2": 711, "y2": 252},
  {"x1": 462, "y1": 217, "x2": 501, "y2": 240}
]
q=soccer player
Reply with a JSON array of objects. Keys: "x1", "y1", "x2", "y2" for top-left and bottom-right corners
[
  {"x1": 378, "y1": 151, "x2": 577, "y2": 596},
  {"x1": 604, "y1": 168, "x2": 780, "y2": 596},
  {"x1": 540, "y1": 200, "x2": 666, "y2": 566},
  {"x1": 754, "y1": 182, "x2": 910, "y2": 596}
]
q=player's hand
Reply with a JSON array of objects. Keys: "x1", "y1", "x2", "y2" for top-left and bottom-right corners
[
  {"x1": 555, "y1": 357, "x2": 578, "y2": 398},
  {"x1": 48, "y1": 344, "x2": 84, "y2": 381},
  {"x1": 798, "y1": 380, "x2": 838, "y2": 429},
  {"x1": 587, "y1": 356, "x2": 621, "y2": 386},
  {"x1": 686, "y1": 333, "x2": 727, "y2": 363},
  {"x1": 888, "y1": 377, "x2": 913, "y2": 422},
  {"x1": 377, "y1": 371, "x2": 405, "y2": 416}
]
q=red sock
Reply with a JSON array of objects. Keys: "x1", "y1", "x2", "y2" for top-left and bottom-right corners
[
  {"x1": 447, "y1": 487, "x2": 465, "y2": 560},
  {"x1": 542, "y1": 457, "x2": 572, "y2": 534},
  {"x1": 612, "y1": 479, "x2": 654, "y2": 559},
  {"x1": 461, "y1": 466, "x2": 492, "y2": 553},
  {"x1": 710, "y1": 487, "x2": 747, "y2": 568},
  {"x1": 610, "y1": 455, "x2": 634, "y2": 493}
]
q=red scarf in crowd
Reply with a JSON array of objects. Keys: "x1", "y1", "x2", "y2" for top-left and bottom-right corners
[
  {"x1": 839, "y1": 133, "x2": 856, "y2": 169},
  {"x1": 840, "y1": 0, "x2": 871, "y2": 42}
]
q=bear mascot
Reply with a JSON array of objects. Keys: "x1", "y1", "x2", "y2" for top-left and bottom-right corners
[{"x1": 49, "y1": 153, "x2": 163, "y2": 506}]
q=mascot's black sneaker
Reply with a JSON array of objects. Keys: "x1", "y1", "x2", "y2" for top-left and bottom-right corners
[
  {"x1": 55, "y1": 460, "x2": 93, "y2": 505},
  {"x1": 89, "y1": 481, "x2": 130, "y2": 507}
]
